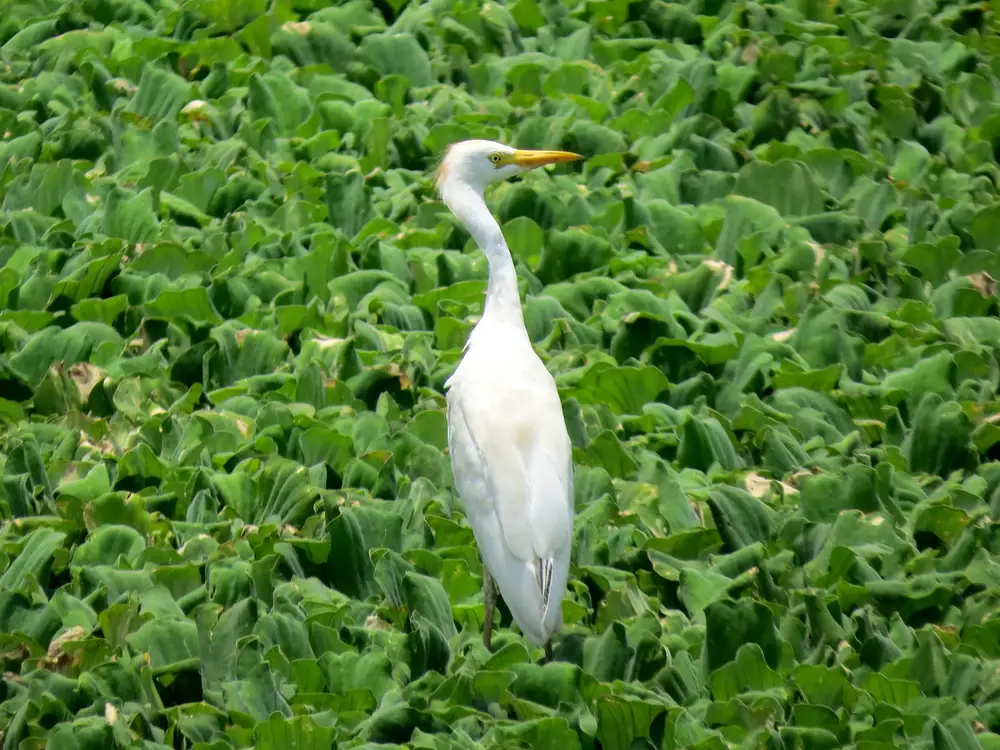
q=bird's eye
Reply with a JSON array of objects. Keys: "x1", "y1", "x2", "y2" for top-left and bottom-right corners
[{"x1": 489, "y1": 152, "x2": 503, "y2": 165}]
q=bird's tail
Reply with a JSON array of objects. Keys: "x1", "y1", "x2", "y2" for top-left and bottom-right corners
[
  {"x1": 489, "y1": 554, "x2": 567, "y2": 646},
  {"x1": 537, "y1": 556, "x2": 553, "y2": 612},
  {"x1": 536, "y1": 554, "x2": 567, "y2": 642}
]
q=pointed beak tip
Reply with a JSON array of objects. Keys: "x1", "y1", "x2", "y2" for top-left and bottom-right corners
[{"x1": 513, "y1": 149, "x2": 585, "y2": 168}]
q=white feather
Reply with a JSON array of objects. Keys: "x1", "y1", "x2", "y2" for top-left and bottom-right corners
[
  {"x1": 446, "y1": 319, "x2": 574, "y2": 644},
  {"x1": 438, "y1": 139, "x2": 579, "y2": 648}
]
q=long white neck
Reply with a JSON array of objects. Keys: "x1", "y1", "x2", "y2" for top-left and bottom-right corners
[{"x1": 439, "y1": 177, "x2": 524, "y2": 326}]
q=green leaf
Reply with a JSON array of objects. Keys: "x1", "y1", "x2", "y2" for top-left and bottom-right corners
[
  {"x1": 971, "y1": 204, "x2": 1000, "y2": 252},
  {"x1": 678, "y1": 414, "x2": 743, "y2": 472},
  {"x1": 247, "y1": 72, "x2": 314, "y2": 138},
  {"x1": 127, "y1": 65, "x2": 192, "y2": 121},
  {"x1": 402, "y1": 570, "x2": 458, "y2": 639},
  {"x1": 799, "y1": 465, "x2": 880, "y2": 523},
  {"x1": 905, "y1": 393, "x2": 976, "y2": 477},
  {"x1": 734, "y1": 160, "x2": 825, "y2": 217},
  {"x1": 566, "y1": 362, "x2": 669, "y2": 415},
  {"x1": 144, "y1": 288, "x2": 223, "y2": 325},
  {"x1": 325, "y1": 503, "x2": 402, "y2": 599},
  {"x1": 358, "y1": 32, "x2": 432, "y2": 87},
  {"x1": 253, "y1": 713, "x2": 335, "y2": 750},
  {"x1": 126, "y1": 618, "x2": 199, "y2": 669},
  {"x1": 0, "y1": 527, "x2": 66, "y2": 591},
  {"x1": 890, "y1": 140, "x2": 932, "y2": 186},
  {"x1": 703, "y1": 599, "x2": 783, "y2": 674},
  {"x1": 8, "y1": 323, "x2": 124, "y2": 388},
  {"x1": 709, "y1": 643, "x2": 783, "y2": 701},
  {"x1": 102, "y1": 186, "x2": 159, "y2": 243},
  {"x1": 71, "y1": 525, "x2": 146, "y2": 568},
  {"x1": 576, "y1": 429, "x2": 637, "y2": 479},
  {"x1": 595, "y1": 695, "x2": 665, "y2": 750}
]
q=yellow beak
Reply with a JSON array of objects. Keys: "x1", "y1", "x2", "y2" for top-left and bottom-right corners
[{"x1": 512, "y1": 149, "x2": 583, "y2": 169}]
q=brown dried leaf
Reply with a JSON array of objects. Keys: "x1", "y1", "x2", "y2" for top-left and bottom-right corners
[
  {"x1": 69, "y1": 363, "x2": 105, "y2": 402},
  {"x1": 745, "y1": 472, "x2": 771, "y2": 498},
  {"x1": 969, "y1": 272, "x2": 997, "y2": 298}
]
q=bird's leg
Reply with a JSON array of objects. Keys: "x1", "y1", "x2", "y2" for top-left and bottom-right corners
[
  {"x1": 544, "y1": 641, "x2": 554, "y2": 663},
  {"x1": 483, "y1": 565, "x2": 496, "y2": 651}
]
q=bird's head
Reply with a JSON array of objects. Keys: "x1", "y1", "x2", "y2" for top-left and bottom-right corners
[{"x1": 436, "y1": 139, "x2": 582, "y2": 195}]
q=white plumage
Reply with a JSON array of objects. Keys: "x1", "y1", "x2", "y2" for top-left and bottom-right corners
[{"x1": 437, "y1": 139, "x2": 582, "y2": 656}]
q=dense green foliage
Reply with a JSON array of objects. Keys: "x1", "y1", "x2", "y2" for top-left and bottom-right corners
[{"x1": 2, "y1": 0, "x2": 1000, "y2": 747}]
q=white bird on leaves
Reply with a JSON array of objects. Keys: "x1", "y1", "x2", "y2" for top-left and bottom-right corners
[{"x1": 436, "y1": 139, "x2": 583, "y2": 661}]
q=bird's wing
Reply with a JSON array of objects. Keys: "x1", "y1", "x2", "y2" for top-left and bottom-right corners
[
  {"x1": 447, "y1": 374, "x2": 573, "y2": 560},
  {"x1": 446, "y1": 371, "x2": 574, "y2": 642}
]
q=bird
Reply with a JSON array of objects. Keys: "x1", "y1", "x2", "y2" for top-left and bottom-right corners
[{"x1": 435, "y1": 139, "x2": 582, "y2": 661}]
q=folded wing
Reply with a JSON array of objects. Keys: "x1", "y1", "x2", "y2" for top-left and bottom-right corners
[{"x1": 446, "y1": 377, "x2": 574, "y2": 645}]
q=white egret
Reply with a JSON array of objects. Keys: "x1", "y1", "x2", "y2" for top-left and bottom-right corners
[{"x1": 436, "y1": 139, "x2": 582, "y2": 660}]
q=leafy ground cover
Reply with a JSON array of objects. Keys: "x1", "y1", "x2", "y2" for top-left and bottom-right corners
[{"x1": 2, "y1": 0, "x2": 1000, "y2": 747}]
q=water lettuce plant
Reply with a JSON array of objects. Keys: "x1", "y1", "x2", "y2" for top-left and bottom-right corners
[{"x1": 1, "y1": 0, "x2": 1000, "y2": 748}]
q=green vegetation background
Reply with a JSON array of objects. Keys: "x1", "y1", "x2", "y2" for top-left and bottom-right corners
[{"x1": 2, "y1": 0, "x2": 1000, "y2": 748}]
